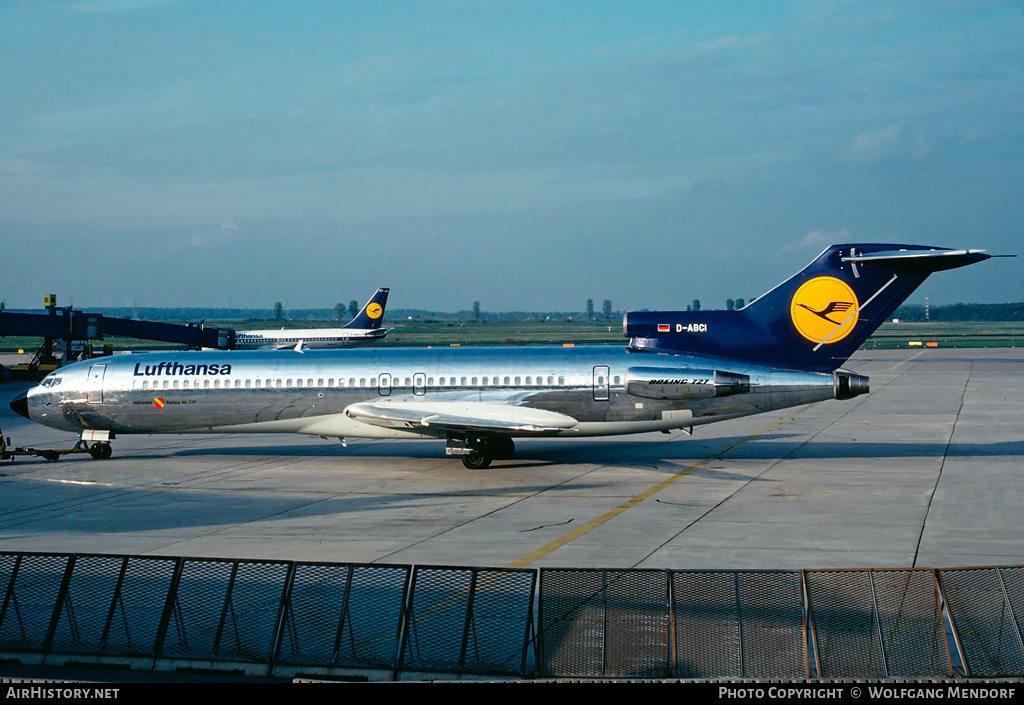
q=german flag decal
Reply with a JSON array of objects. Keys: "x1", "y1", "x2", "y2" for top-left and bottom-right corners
[
  {"x1": 657, "y1": 324, "x2": 670, "y2": 333},
  {"x1": 154, "y1": 398, "x2": 165, "y2": 409}
]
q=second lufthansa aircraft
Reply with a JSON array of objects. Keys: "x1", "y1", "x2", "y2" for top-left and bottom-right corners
[
  {"x1": 232, "y1": 288, "x2": 390, "y2": 350},
  {"x1": 10, "y1": 245, "x2": 991, "y2": 468}
]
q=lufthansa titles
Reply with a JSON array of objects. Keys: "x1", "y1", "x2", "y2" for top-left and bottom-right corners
[{"x1": 133, "y1": 361, "x2": 232, "y2": 377}]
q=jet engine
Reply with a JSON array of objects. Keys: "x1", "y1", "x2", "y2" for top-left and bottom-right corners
[{"x1": 833, "y1": 371, "x2": 869, "y2": 400}]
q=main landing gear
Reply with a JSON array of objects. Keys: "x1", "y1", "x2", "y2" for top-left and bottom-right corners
[{"x1": 446, "y1": 435, "x2": 515, "y2": 470}]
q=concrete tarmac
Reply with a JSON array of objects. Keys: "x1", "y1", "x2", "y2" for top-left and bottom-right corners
[{"x1": 1, "y1": 348, "x2": 1021, "y2": 571}]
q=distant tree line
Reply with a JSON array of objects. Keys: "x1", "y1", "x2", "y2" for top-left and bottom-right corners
[
  {"x1": 893, "y1": 303, "x2": 1024, "y2": 322},
  {"x1": 21, "y1": 300, "x2": 1021, "y2": 324}
]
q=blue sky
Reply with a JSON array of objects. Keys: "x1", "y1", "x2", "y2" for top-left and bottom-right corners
[{"x1": 1, "y1": 1, "x2": 1021, "y2": 312}]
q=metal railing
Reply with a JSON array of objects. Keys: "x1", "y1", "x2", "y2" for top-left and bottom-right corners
[{"x1": 2, "y1": 552, "x2": 1022, "y2": 680}]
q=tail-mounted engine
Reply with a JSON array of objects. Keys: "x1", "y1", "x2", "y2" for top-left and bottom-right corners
[{"x1": 833, "y1": 371, "x2": 869, "y2": 400}]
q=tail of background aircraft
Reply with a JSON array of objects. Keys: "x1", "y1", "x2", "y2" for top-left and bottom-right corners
[
  {"x1": 343, "y1": 288, "x2": 390, "y2": 330},
  {"x1": 625, "y1": 244, "x2": 991, "y2": 371}
]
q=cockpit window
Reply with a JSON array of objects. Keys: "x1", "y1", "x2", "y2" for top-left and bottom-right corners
[{"x1": 41, "y1": 377, "x2": 62, "y2": 388}]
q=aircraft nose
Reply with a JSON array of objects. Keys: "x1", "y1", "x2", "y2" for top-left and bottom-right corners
[{"x1": 9, "y1": 391, "x2": 30, "y2": 420}]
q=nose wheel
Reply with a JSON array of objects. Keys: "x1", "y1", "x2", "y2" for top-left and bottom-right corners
[{"x1": 88, "y1": 443, "x2": 113, "y2": 460}]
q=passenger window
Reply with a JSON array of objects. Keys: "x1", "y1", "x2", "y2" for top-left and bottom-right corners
[{"x1": 504, "y1": 376, "x2": 510, "y2": 385}]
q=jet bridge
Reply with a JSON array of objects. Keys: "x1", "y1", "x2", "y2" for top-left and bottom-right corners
[{"x1": 1, "y1": 302, "x2": 235, "y2": 376}]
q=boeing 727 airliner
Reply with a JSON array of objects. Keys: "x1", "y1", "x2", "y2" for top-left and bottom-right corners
[
  {"x1": 10, "y1": 245, "x2": 992, "y2": 468},
  {"x1": 232, "y1": 288, "x2": 390, "y2": 350}
]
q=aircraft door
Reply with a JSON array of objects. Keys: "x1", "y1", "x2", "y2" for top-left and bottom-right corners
[
  {"x1": 87, "y1": 364, "x2": 106, "y2": 404},
  {"x1": 414, "y1": 373, "x2": 426, "y2": 396},
  {"x1": 378, "y1": 373, "x2": 392, "y2": 396},
  {"x1": 593, "y1": 366, "x2": 609, "y2": 401}
]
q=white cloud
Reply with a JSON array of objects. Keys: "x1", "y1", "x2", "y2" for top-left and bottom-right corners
[
  {"x1": 190, "y1": 218, "x2": 241, "y2": 247},
  {"x1": 74, "y1": 0, "x2": 178, "y2": 13},
  {"x1": 782, "y1": 228, "x2": 850, "y2": 253},
  {"x1": 840, "y1": 124, "x2": 952, "y2": 165},
  {"x1": 841, "y1": 123, "x2": 906, "y2": 165}
]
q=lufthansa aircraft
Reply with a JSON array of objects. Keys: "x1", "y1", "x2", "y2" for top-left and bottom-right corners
[
  {"x1": 10, "y1": 245, "x2": 991, "y2": 468},
  {"x1": 232, "y1": 288, "x2": 390, "y2": 350}
]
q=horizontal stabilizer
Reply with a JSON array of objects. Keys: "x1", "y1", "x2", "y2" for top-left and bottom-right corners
[
  {"x1": 345, "y1": 399, "x2": 578, "y2": 435},
  {"x1": 842, "y1": 248, "x2": 990, "y2": 273}
]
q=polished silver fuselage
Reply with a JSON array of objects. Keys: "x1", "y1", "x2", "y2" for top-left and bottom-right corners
[
  {"x1": 232, "y1": 327, "x2": 388, "y2": 350},
  {"x1": 21, "y1": 345, "x2": 843, "y2": 440}
]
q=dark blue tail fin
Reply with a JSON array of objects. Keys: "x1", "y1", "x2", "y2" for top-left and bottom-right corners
[
  {"x1": 343, "y1": 288, "x2": 390, "y2": 330},
  {"x1": 625, "y1": 244, "x2": 990, "y2": 371}
]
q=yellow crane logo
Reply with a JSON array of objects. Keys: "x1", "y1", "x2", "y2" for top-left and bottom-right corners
[{"x1": 790, "y1": 277, "x2": 859, "y2": 344}]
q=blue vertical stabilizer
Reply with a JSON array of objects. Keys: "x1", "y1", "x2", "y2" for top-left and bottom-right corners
[
  {"x1": 343, "y1": 288, "x2": 390, "y2": 330},
  {"x1": 625, "y1": 244, "x2": 990, "y2": 370}
]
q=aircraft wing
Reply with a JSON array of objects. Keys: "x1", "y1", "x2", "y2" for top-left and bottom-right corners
[{"x1": 344, "y1": 399, "x2": 579, "y2": 435}]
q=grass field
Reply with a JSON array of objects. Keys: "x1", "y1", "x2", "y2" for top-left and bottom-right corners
[
  {"x1": 861, "y1": 321, "x2": 1024, "y2": 350},
  {"x1": 1, "y1": 320, "x2": 1021, "y2": 357}
]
